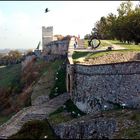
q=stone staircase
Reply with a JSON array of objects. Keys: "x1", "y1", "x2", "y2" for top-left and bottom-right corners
[{"x1": 0, "y1": 93, "x2": 70, "y2": 139}]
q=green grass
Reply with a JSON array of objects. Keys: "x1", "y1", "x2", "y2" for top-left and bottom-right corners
[
  {"x1": 49, "y1": 60, "x2": 67, "y2": 99},
  {"x1": 83, "y1": 39, "x2": 140, "y2": 51},
  {"x1": 114, "y1": 110, "x2": 140, "y2": 139},
  {"x1": 130, "y1": 112, "x2": 140, "y2": 121},
  {"x1": 49, "y1": 99, "x2": 86, "y2": 118},
  {"x1": 32, "y1": 59, "x2": 67, "y2": 101},
  {"x1": 108, "y1": 40, "x2": 140, "y2": 51},
  {"x1": 49, "y1": 113, "x2": 73, "y2": 125},
  {"x1": 120, "y1": 126, "x2": 140, "y2": 139},
  {"x1": 35, "y1": 59, "x2": 64, "y2": 80},
  {"x1": 84, "y1": 40, "x2": 89, "y2": 48},
  {"x1": 64, "y1": 99, "x2": 86, "y2": 117},
  {"x1": 100, "y1": 40, "x2": 111, "y2": 46},
  {"x1": 72, "y1": 50, "x2": 116, "y2": 63},
  {"x1": 72, "y1": 51, "x2": 92, "y2": 61},
  {"x1": 85, "y1": 51, "x2": 111, "y2": 60},
  {"x1": 49, "y1": 99, "x2": 86, "y2": 125},
  {"x1": 0, "y1": 64, "x2": 21, "y2": 88},
  {"x1": 0, "y1": 113, "x2": 15, "y2": 126},
  {"x1": 9, "y1": 120, "x2": 58, "y2": 139}
]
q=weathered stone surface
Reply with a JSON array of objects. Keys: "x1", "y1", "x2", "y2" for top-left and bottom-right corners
[
  {"x1": 43, "y1": 40, "x2": 69, "y2": 55},
  {"x1": 71, "y1": 61, "x2": 140, "y2": 113},
  {"x1": 32, "y1": 95, "x2": 49, "y2": 106},
  {"x1": 75, "y1": 61, "x2": 140, "y2": 75},
  {"x1": 53, "y1": 109, "x2": 137, "y2": 139}
]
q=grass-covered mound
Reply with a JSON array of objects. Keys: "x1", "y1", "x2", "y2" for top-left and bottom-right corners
[
  {"x1": 9, "y1": 120, "x2": 58, "y2": 139},
  {"x1": 49, "y1": 99, "x2": 86, "y2": 125},
  {"x1": 0, "y1": 64, "x2": 22, "y2": 91}
]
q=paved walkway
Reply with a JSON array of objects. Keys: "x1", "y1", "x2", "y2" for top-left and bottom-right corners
[{"x1": 0, "y1": 93, "x2": 70, "y2": 139}]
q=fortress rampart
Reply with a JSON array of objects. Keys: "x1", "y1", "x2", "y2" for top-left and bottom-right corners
[{"x1": 67, "y1": 38, "x2": 140, "y2": 114}]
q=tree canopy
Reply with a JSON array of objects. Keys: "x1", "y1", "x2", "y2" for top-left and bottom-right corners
[{"x1": 90, "y1": 1, "x2": 140, "y2": 45}]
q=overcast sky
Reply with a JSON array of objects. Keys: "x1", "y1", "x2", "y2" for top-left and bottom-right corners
[{"x1": 0, "y1": 1, "x2": 138, "y2": 50}]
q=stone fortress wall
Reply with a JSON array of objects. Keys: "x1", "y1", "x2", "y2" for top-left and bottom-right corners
[
  {"x1": 67, "y1": 38, "x2": 140, "y2": 114},
  {"x1": 42, "y1": 26, "x2": 73, "y2": 55},
  {"x1": 43, "y1": 40, "x2": 69, "y2": 56},
  {"x1": 42, "y1": 26, "x2": 70, "y2": 62},
  {"x1": 71, "y1": 62, "x2": 140, "y2": 114}
]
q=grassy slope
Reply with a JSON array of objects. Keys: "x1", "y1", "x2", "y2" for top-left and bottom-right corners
[
  {"x1": 0, "y1": 59, "x2": 65, "y2": 125},
  {"x1": 112, "y1": 109, "x2": 140, "y2": 139},
  {"x1": 73, "y1": 40, "x2": 140, "y2": 63},
  {"x1": 49, "y1": 99, "x2": 86, "y2": 125},
  {"x1": 0, "y1": 64, "x2": 21, "y2": 88},
  {"x1": 0, "y1": 113, "x2": 16, "y2": 126},
  {"x1": 9, "y1": 120, "x2": 58, "y2": 139},
  {"x1": 108, "y1": 40, "x2": 140, "y2": 51},
  {"x1": 8, "y1": 59, "x2": 68, "y2": 139},
  {"x1": 49, "y1": 60, "x2": 67, "y2": 99},
  {"x1": 0, "y1": 64, "x2": 21, "y2": 125},
  {"x1": 100, "y1": 40, "x2": 111, "y2": 46}
]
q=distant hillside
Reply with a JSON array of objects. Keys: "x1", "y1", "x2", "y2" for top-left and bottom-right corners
[
  {"x1": 0, "y1": 49, "x2": 28, "y2": 55},
  {"x1": 0, "y1": 59, "x2": 49, "y2": 124}
]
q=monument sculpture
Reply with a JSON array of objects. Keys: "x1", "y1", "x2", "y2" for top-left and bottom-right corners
[{"x1": 88, "y1": 27, "x2": 101, "y2": 49}]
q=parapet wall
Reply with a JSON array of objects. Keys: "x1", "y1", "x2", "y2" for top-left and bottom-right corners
[{"x1": 71, "y1": 61, "x2": 140, "y2": 113}]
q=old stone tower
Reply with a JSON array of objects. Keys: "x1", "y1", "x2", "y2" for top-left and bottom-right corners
[{"x1": 42, "y1": 26, "x2": 53, "y2": 49}]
